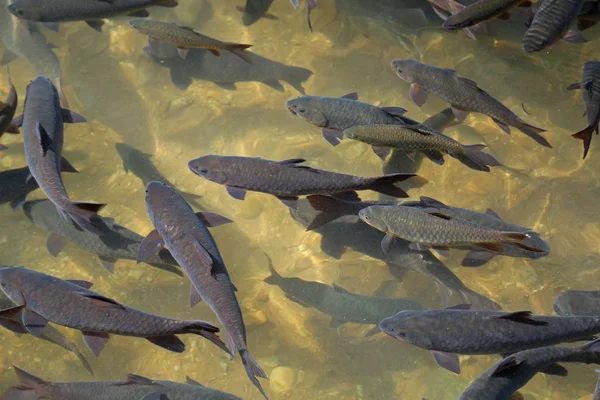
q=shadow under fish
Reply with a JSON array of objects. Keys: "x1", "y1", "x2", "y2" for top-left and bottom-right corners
[{"x1": 0, "y1": 166, "x2": 39, "y2": 209}]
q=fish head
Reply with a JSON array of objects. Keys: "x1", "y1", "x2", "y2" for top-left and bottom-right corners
[
  {"x1": 7, "y1": 0, "x2": 43, "y2": 21},
  {"x1": 391, "y1": 60, "x2": 420, "y2": 83},
  {"x1": 379, "y1": 311, "x2": 434, "y2": 349},
  {"x1": 0, "y1": 266, "x2": 28, "y2": 304},
  {"x1": 25, "y1": 76, "x2": 59, "y2": 105},
  {"x1": 188, "y1": 155, "x2": 229, "y2": 184},
  {"x1": 128, "y1": 18, "x2": 151, "y2": 34},
  {"x1": 285, "y1": 97, "x2": 328, "y2": 127},
  {"x1": 358, "y1": 206, "x2": 390, "y2": 233},
  {"x1": 144, "y1": 181, "x2": 179, "y2": 217}
]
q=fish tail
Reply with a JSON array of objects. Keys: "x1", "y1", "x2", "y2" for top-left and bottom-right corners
[
  {"x1": 182, "y1": 321, "x2": 231, "y2": 356},
  {"x1": 370, "y1": 173, "x2": 426, "y2": 198},
  {"x1": 240, "y1": 349, "x2": 269, "y2": 399},
  {"x1": 572, "y1": 123, "x2": 597, "y2": 159},
  {"x1": 456, "y1": 144, "x2": 502, "y2": 172},
  {"x1": 283, "y1": 66, "x2": 314, "y2": 95},
  {"x1": 5, "y1": 366, "x2": 50, "y2": 399},
  {"x1": 515, "y1": 120, "x2": 552, "y2": 148},
  {"x1": 66, "y1": 202, "x2": 106, "y2": 235},
  {"x1": 500, "y1": 231, "x2": 546, "y2": 253},
  {"x1": 226, "y1": 44, "x2": 253, "y2": 64},
  {"x1": 304, "y1": 195, "x2": 355, "y2": 230}
]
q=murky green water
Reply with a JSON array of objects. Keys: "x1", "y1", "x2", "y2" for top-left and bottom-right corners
[{"x1": 1, "y1": 0, "x2": 600, "y2": 399}]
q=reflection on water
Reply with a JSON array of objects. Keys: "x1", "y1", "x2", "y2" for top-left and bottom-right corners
[{"x1": 0, "y1": 0, "x2": 599, "y2": 399}]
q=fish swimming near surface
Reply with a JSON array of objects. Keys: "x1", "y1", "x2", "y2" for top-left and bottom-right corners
[
  {"x1": 290, "y1": 0, "x2": 318, "y2": 31},
  {"x1": 427, "y1": 0, "x2": 488, "y2": 40},
  {"x1": 523, "y1": 0, "x2": 587, "y2": 53},
  {"x1": 0, "y1": 70, "x2": 19, "y2": 150},
  {"x1": 139, "y1": 182, "x2": 268, "y2": 399},
  {"x1": 129, "y1": 19, "x2": 252, "y2": 62},
  {"x1": 442, "y1": 0, "x2": 533, "y2": 31},
  {"x1": 391, "y1": 59, "x2": 551, "y2": 148},
  {"x1": 8, "y1": 0, "x2": 178, "y2": 32},
  {"x1": 236, "y1": 0, "x2": 277, "y2": 26},
  {"x1": 2, "y1": 367, "x2": 242, "y2": 399},
  {"x1": 188, "y1": 155, "x2": 423, "y2": 206},
  {"x1": 0, "y1": 266, "x2": 228, "y2": 357},
  {"x1": 379, "y1": 307, "x2": 600, "y2": 374},
  {"x1": 554, "y1": 290, "x2": 600, "y2": 317},
  {"x1": 0, "y1": 166, "x2": 39, "y2": 209},
  {"x1": 23, "y1": 199, "x2": 183, "y2": 276},
  {"x1": 568, "y1": 61, "x2": 600, "y2": 159},
  {"x1": 458, "y1": 339, "x2": 600, "y2": 400},
  {"x1": 16, "y1": 76, "x2": 106, "y2": 235}
]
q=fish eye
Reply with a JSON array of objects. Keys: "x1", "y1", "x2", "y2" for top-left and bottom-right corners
[
  {"x1": 0, "y1": 282, "x2": 6, "y2": 287},
  {"x1": 298, "y1": 108, "x2": 305, "y2": 113},
  {"x1": 363, "y1": 215, "x2": 370, "y2": 221}
]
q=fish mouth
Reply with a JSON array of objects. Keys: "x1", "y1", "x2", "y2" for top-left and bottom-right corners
[{"x1": 287, "y1": 107, "x2": 297, "y2": 116}]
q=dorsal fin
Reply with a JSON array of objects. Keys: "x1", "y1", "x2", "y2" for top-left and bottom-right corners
[
  {"x1": 492, "y1": 311, "x2": 548, "y2": 326},
  {"x1": 340, "y1": 92, "x2": 358, "y2": 100}
]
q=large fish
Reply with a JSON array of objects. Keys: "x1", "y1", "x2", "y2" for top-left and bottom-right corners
[
  {"x1": 554, "y1": 290, "x2": 600, "y2": 317},
  {"x1": 0, "y1": 266, "x2": 227, "y2": 356},
  {"x1": 143, "y1": 42, "x2": 313, "y2": 92},
  {"x1": 17, "y1": 76, "x2": 105, "y2": 235},
  {"x1": 568, "y1": 61, "x2": 600, "y2": 159},
  {"x1": 8, "y1": 0, "x2": 178, "y2": 32},
  {"x1": 129, "y1": 19, "x2": 252, "y2": 62},
  {"x1": 391, "y1": 59, "x2": 551, "y2": 147},
  {"x1": 523, "y1": 0, "x2": 586, "y2": 53},
  {"x1": 2, "y1": 367, "x2": 242, "y2": 399},
  {"x1": 139, "y1": 182, "x2": 268, "y2": 399},
  {"x1": 459, "y1": 339, "x2": 600, "y2": 400},
  {"x1": 188, "y1": 155, "x2": 422, "y2": 206},
  {"x1": 236, "y1": 0, "x2": 277, "y2": 26},
  {"x1": 427, "y1": 0, "x2": 488, "y2": 40},
  {"x1": 23, "y1": 199, "x2": 182, "y2": 276},
  {"x1": 0, "y1": 71, "x2": 19, "y2": 150},
  {"x1": 442, "y1": 0, "x2": 532, "y2": 30},
  {"x1": 379, "y1": 307, "x2": 600, "y2": 374},
  {"x1": 0, "y1": 166, "x2": 39, "y2": 209}
]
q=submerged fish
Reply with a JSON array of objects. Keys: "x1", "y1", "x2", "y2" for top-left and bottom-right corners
[
  {"x1": 140, "y1": 182, "x2": 268, "y2": 399},
  {"x1": 459, "y1": 339, "x2": 600, "y2": 400},
  {"x1": 0, "y1": 166, "x2": 39, "y2": 209},
  {"x1": 23, "y1": 199, "x2": 182, "y2": 276},
  {"x1": 290, "y1": 0, "x2": 318, "y2": 31},
  {"x1": 568, "y1": 61, "x2": 600, "y2": 159},
  {"x1": 17, "y1": 76, "x2": 105, "y2": 235},
  {"x1": 0, "y1": 266, "x2": 227, "y2": 356},
  {"x1": 427, "y1": 0, "x2": 487, "y2": 40},
  {"x1": 391, "y1": 59, "x2": 551, "y2": 147},
  {"x1": 554, "y1": 290, "x2": 600, "y2": 316},
  {"x1": 523, "y1": 0, "x2": 586, "y2": 53},
  {"x1": 2, "y1": 367, "x2": 242, "y2": 399},
  {"x1": 0, "y1": 71, "x2": 19, "y2": 150},
  {"x1": 236, "y1": 0, "x2": 277, "y2": 26},
  {"x1": 8, "y1": 0, "x2": 178, "y2": 32},
  {"x1": 129, "y1": 19, "x2": 252, "y2": 62},
  {"x1": 188, "y1": 155, "x2": 422, "y2": 206},
  {"x1": 344, "y1": 124, "x2": 500, "y2": 171},
  {"x1": 379, "y1": 307, "x2": 600, "y2": 374},
  {"x1": 443, "y1": 0, "x2": 532, "y2": 30}
]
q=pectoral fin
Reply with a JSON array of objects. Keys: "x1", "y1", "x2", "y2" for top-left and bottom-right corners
[
  {"x1": 137, "y1": 229, "x2": 166, "y2": 263},
  {"x1": 82, "y1": 331, "x2": 109, "y2": 356},
  {"x1": 430, "y1": 350, "x2": 460, "y2": 374}
]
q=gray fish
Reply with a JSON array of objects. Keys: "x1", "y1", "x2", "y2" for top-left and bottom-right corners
[
  {"x1": 139, "y1": 181, "x2": 268, "y2": 399},
  {"x1": 0, "y1": 70, "x2": 19, "y2": 150},
  {"x1": 0, "y1": 166, "x2": 39, "y2": 209},
  {"x1": 379, "y1": 307, "x2": 600, "y2": 374},
  {"x1": 523, "y1": 0, "x2": 586, "y2": 53},
  {"x1": 358, "y1": 205, "x2": 544, "y2": 256},
  {"x1": 236, "y1": 0, "x2": 277, "y2": 26},
  {"x1": 391, "y1": 59, "x2": 551, "y2": 147},
  {"x1": 264, "y1": 261, "x2": 421, "y2": 331},
  {"x1": 554, "y1": 290, "x2": 600, "y2": 317},
  {"x1": 23, "y1": 199, "x2": 183, "y2": 276},
  {"x1": 427, "y1": 0, "x2": 488, "y2": 40},
  {"x1": 188, "y1": 155, "x2": 422, "y2": 206},
  {"x1": 459, "y1": 339, "x2": 600, "y2": 400},
  {"x1": 568, "y1": 61, "x2": 600, "y2": 159},
  {"x1": 2, "y1": 367, "x2": 242, "y2": 400},
  {"x1": 8, "y1": 0, "x2": 178, "y2": 32},
  {"x1": 143, "y1": 43, "x2": 313, "y2": 93},
  {"x1": 290, "y1": 0, "x2": 318, "y2": 31},
  {"x1": 0, "y1": 266, "x2": 227, "y2": 356},
  {"x1": 115, "y1": 143, "x2": 203, "y2": 209},
  {"x1": 442, "y1": 0, "x2": 532, "y2": 30},
  {"x1": 578, "y1": 1, "x2": 600, "y2": 31},
  {"x1": 129, "y1": 19, "x2": 252, "y2": 62},
  {"x1": 18, "y1": 76, "x2": 105, "y2": 235}
]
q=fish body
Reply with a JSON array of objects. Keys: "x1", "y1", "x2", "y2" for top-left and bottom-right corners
[
  {"x1": 459, "y1": 340, "x2": 600, "y2": 400},
  {"x1": 0, "y1": 72, "x2": 19, "y2": 149},
  {"x1": 443, "y1": 0, "x2": 529, "y2": 30},
  {"x1": 188, "y1": 155, "x2": 420, "y2": 202},
  {"x1": 2, "y1": 367, "x2": 242, "y2": 400},
  {"x1": 427, "y1": 0, "x2": 488, "y2": 39},
  {"x1": 22, "y1": 199, "x2": 182, "y2": 275},
  {"x1": 569, "y1": 61, "x2": 600, "y2": 159},
  {"x1": 523, "y1": 0, "x2": 585, "y2": 53},
  {"x1": 0, "y1": 166, "x2": 39, "y2": 209},
  {"x1": 554, "y1": 290, "x2": 600, "y2": 316},
  {"x1": 391, "y1": 59, "x2": 551, "y2": 147},
  {"x1": 141, "y1": 182, "x2": 267, "y2": 399},
  {"x1": 20, "y1": 76, "x2": 104, "y2": 234},
  {"x1": 0, "y1": 266, "x2": 226, "y2": 355},
  {"x1": 238, "y1": 0, "x2": 276, "y2": 25}
]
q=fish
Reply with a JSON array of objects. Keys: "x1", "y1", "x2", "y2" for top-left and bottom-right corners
[
  {"x1": 188, "y1": 155, "x2": 423, "y2": 206},
  {"x1": 554, "y1": 291, "x2": 600, "y2": 317},
  {"x1": 391, "y1": 59, "x2": 551, "y2": 148},
  {"x1": 427, "y1": 0, "x2": 489, "y2": 40},
  {"x1": 379, "y1": 307, "x2": 600, "y2": 374},
  {"x1": 236, "y1": 0, "x2": 277, "y2": 26},
  {"x1": 8, "y1": 0, "x2": 178, "y2": 32},
  {"x1": 17, "y1": 76, "x2": 106, "y2": 235},
  {"x1": 344, "y1": 124, "x2": 501, "y2": 171},
  {"x1": 290, "y1": 0, "x2": 318, "y2": 31},
  {"x1": 358, "y1": 205, "x2": 545, "y2": 256},
  {"x1": 264, "y1": 261, "x2": 422, "y2": 331},
  {"x1": 115, "y1": 143, "x2": 203, "y2": 209},
  {"x1": 143, "y1": 42, "x2": 313, "y2": 92},
  {"x1": 0, "y1": 70, "x2": 19, "y2": 150},
  {"x1": 0, "y1": 266, "x2": 228, "y2": 356},
  {"x1": 139, "y1": 181, "x2": 268, "y2": 399},
  {"x1": 523, "y1": 0, "x2": 587, "y2": 53},
  {"x1": 2, "y1": 367, "x2": 242, "y2": 399},
  {"x1": 458, "y1": 339, "x2": 600, "y2": 400},
  {"x1": 22, "y1": 199, "x2": 183, "y2": 276},
  {"x1": 0, "y1": 166, "x2": 39, "y2": 209},
  {"x1": 577, "y1": 1, "x2": 600, "y2": 31},
  {"x1": 129, "y1": 19, "x2": 252, "y2": 62},
  {"x1": 568, "y1": 61, "x2": 600, "y2": 159},
  {"x1": 442, "y1": 0, "x2": 533, "y2": 31}
]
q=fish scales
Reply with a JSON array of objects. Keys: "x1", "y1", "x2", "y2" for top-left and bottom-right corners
[
  {"x1": 523, "y1": 0, "x2": 585, "y2": 52},
  {"x1": 345, "y1": 124, "x2": 462, "y2": 152}
]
